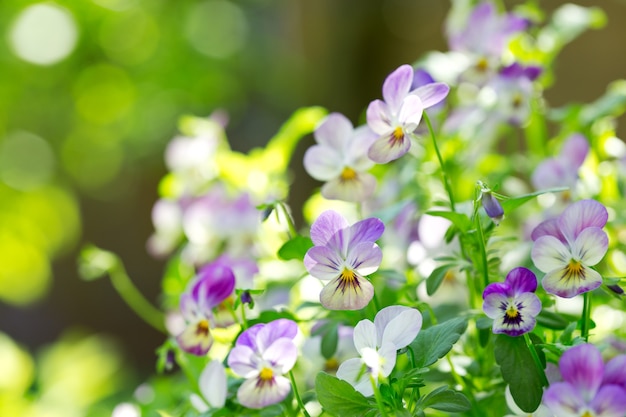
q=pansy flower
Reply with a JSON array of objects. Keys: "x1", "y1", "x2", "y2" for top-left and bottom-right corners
[
  {"x1": 304, "y1": 113, "x2": 378, "y2": 202},
  {"x1": 532, "y1": 134, "x2": 589, "y2": 194},
  {"x1": 176, "y1": 262, "x2": 236, "y2": 355},
  {"x1": 367, "y1": 64, "x2": 449, "y2": 163},
  {"x1": 304, "y1": 210, "x2": 385, "y2": 310},
  {"x1": 336, "y1": 306, "x2": 422, "y2": 396},
  {"x1": 227, "y1": 319, "x2": 298, "y2": 409},
  {"x1": 531, "y1": 200, "x2": 608, "y2": 298},
  {"x1": 482, "y1": 267, "x2": 542, "y2": 336},
  {"x1": 543, "y1": 344, "x2": 626, "y2": 417}
]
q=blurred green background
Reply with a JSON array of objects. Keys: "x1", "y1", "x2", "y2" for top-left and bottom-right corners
[{"x1": 0, "y1": 0, "x2": 625, "y2": 414}]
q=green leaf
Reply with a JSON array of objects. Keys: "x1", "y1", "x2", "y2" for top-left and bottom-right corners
[
  {"x1": 315, "y1": 372, "x2": 373, "y2": 417},
  {"x1": 426, "y1": 211, "x2": 471, "y2": 233},
  {"x1": 536, "y1": 310, "x2": 570, "y2": 330},
  {"x1": 426, "y1": 265, "x2": 453, "y2": 296},
  {"x1": 416, "y1": 385, "x2": 471, "y2": 412},
  {"x1": 321, "y1": 322, "x2": 339, "y2": 360},
  {"x1": 500, "y1": 187, "x2": 568, "y2": 213},
  {"x1": 411, "y1": 317, "x2": 468, "y2": 368},
  {"x1": 494, "y1": 334, "x2": 543, "y2": 413},
  {"x1": 277, "y1": 236, "x2": 314, "y2": 261}
]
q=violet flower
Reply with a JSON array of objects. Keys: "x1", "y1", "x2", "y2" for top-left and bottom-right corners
[
  {"x1": 543, "y1": 344, "x2": 626, "y2": 417},
  {"x1": 482, "y1": 267, "x2": 542, "y2": 336},
  {"x1": 531, "y1": 200, "x2": 608, "y2": 298},
  {"x1": 303, "y1": 113, "x2": 378, "y2": 202},
  {"x1": 336, "y1": 306, "x2": 422, "y2": 396},
  {"x1": 367, "y1": 64, "x2": 449, "y2": 164},
  {"x1": 176, "y1": 262, "x2": 236, "y2": 356},
  {"x1": 227, "y1": 319, "x2": 298, "y2": 409},
  {"x1": 304, "y1": 210, "x2": 384, "y2": 310},
  {"x1": 532, "y1": 134, "x2": 589, "y2": 193}
]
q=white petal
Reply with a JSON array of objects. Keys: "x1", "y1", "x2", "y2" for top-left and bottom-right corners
[
  {"x1": 336, "y1": 358, "x2": 373, "y2": 397},
  {"x1": 531, "y1": 235, "x2": 571, "y2": 273},
  {"x1": 379, "y1": 308, "x2": 423, "y2": 349},
  {"x1": 571, "y1": 227, "x2": 608, "y2": 266},
  {"x1": 377, "y1": 341, "x2": 398, "y2": 377},
  {"x1": 199, "y1": 360, "x2": 227, "y2": 408},
  {"x1": 303, "y1": 145, "x2": 343, "y2": 181},
  {"x1": 353, "y1": 319, "x2": 377, "y2": 353},
  {"x1": 237, "y1": 375, "x2": 291, "y2": 409}
]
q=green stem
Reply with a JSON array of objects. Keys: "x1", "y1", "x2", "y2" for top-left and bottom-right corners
[
  {"x1": 289, "y1": 370, "x2": 311, "y2": 417},
  {"x1": 406, "y1": 348, "x2": 420, "y2": 412},
  {"x1": 279, "y1": 202, "x2": 298, "y2": 238},
  {"x1": 423, "y1": 112, "x2": 456, "y2": 212},
  {"x1": 240, "y1": 301, "x2": 248, "y2": 330},
  {"x1": 581, "y1": 291, "x2": 592, "y2": 342},
  {"x1": 109, "y1": 262, "x2": 166, "y2": 333},
  {"x1": 370, "y1": 375, "x2": 389, "y2": 417},
  {"x1": 475, "y1": 215, "x2": 490, "y2": 290},
  {"x1": 523, "y1": 333, "x2": 549, "y2": 387}
]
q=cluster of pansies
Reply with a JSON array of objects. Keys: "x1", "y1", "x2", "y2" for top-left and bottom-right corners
[{"x1": 85, "y1": 1, "x2": 626, "y2": 416}]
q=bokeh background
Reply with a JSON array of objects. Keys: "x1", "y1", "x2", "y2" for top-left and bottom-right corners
[{"x1": 0, "y1": 0, "x2": 625, "y2": 413}]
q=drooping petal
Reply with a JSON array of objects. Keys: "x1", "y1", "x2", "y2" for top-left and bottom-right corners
[
  {"x1": 346, "y1": 241, "x2": 382, "y2": 276},
  {"x1": 367, "y1": 132, "x2": 412, "y2": 164},
  {"x1": 227, "y1": 344, "x2": 259, "y2": 378},
  {"x1": 603, "y1": 355, "x2": 626, "y2": 389},
  {"x1": 303, "y1": 145, "x2": 344, "y2": 181},
  {"x1": 199, "y1": 360, "x2": 227, "y2": 408},
  {"x1": 531, "y1": 218, "x2": 565, "y2": 243},
  {"x1": 589, "y1": 385, "x2": 626, "y2": 417},
  {"x1": 397, "y1": 95, "x2": 424, "y2": 130},
  {"x1": 237, "y1": 374, "x2": 291, "y2": 409},
  {"x1": 314, "y1": 113, "x2": 354, "y2": 149},
  {"x1": 377, "y1": 306, "x2": 422, "y2": 349},
  {"x1": 571, "y1": 227, "x2": 608, "y2": 266},
  {"x1": 309, "y1": 210, "x2": 350, "y2": 247},
  {"x1": 336, "y1": 357, "x2": 373, "y2": 397},
  {"x1": 304, "y1": 245, "x2": 343, "y2": 281},
  {"x1": 321, "y1": 173, "x2": 377, "y2": 203},
  {"x1": 558, "y1": 199, "x2": 608, "y2": 244},
  {"x1": 531, "y1": 235, "x2": 571, "y2": 273},
  {"x1": 256, "y1": 319, "x2": 298, "y2": 353},
  {"x1": 559, "y1": 344, "x2": 604, "y2": 403},
  {"x1": 411, "y1": 82, "x2": 450, "y2": 109},
  {"x1": 543, "y1": 382, "x2": 587, "y2": 417},
  {"x1": 177, "y1": 320, "x2": 214, "y2": 356},
  {"x1": 382, "y1": 65, "x2": 414, "y2": 115},
  {"x1": 262, "y1": 338, "x2": 298, "y2": 373},
  {"x1": 505, "y1": 267, "x2": 538, "y2": 295},
  {"x1": 541, "y1": 264, "x2": 602, "y2": 298},
  {"x1": 319, "y1": 272, "x2": 374, "y2": 310},
  {"x1": 366, "y1": 100, "x2": 393, "y2": 135},
  {"x1": 353, "y1": 319, "x2": 378, "y2": 353}
]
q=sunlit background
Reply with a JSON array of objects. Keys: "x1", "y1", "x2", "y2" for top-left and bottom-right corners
[{"x1": 1, "y1": 0, "x2": 625, "y2": 415}]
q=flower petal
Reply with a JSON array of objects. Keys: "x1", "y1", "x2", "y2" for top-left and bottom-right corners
[
  {"x1": 531, "y1": 218, "x2": 566, "y2": 243},
  {"x1": 379, "y1": 307, "x2": 422, "y2": 349},
  {"x1": 349, "y1": 217, "x2": 385, "y2": 247},
  {"x1": 314, "y1": 112, "x2": 354, "y2": 149},
  {"x1": 353, "y1": 319, "x2": 377, "y2": 353},
  {"x1": 304, "y1": 245, "x2": 342, "y2": 281},
  {"x1": 541, "y1": 264, "x2": 602, "y2": 298},
  {"x1": 603, "y1": 355, "x2": 626, "y2": 388},
  {"x1": 505, "y1": 267, "x2": 538, "y2": 295},
  {"x1": 321, "y1": 173, "x2": 377, "y2": 203},
  {"x1": 411, "y1": 82, "x2": 450, "y2": 109},
  {"x1": 531, "y1": 235, "x2": 571, "y2": 273},
  {"x1": 543, "y1": 382, "x2": 586, "y2": 417},
  {"x1": 560, "y1": 134, "x2": 589, "y2": 168},
  {"x1": 571, "y1": 227, "x2": 608, "y2": 266},
  {"x1": 382, "y1": 65, "x2": 413, "y2": 114},
  {"x1": 558, "y1": 199, "x2": 608, "y2": 243},
  {"x1": 336, "y1": 357, "x2": 373, "y2": 397},
  {"x1": 176, "y1": 320, "x2": 213, "y2": 356},
  {"x1": 227, "y1": 344, "x2": 259, "y2": 378},
  {"x1": 531, "y1": 159, "x2": 567, "y2": 190},
  {"x1": 377, "y1": 341, "x2": 398, "y2": 378},
  {"x1": 366, "y1": 100, "x2": 393, "y2": 135},
  {"x1": 367, "y1": 133, "x2": 412, "y2": 164},
  {"x1": 560, "y1": 344, "x2": 604, "y2": 402},
  {"x1": 397, "y1": 95, "x2": 424, "y2": 129},
  {"x1": 256, "y1": 319, "x2": 298, "y2": 353},
  {"x1": 482, "y1": 282, "x2": 509, "y2": 299},
  {"x1": 320, "y1": 273, "x2": 374, "y2": 310},
  {"x1": 590, "y1": 385, "x2": 626, "y2": 416},
  {"x1": 192, "y1": 263, "x2": 237, "y2": 311},
  {"x1": 199, "y1": 360, "x2": 227, "y2": 408},
  {"x1": 309, "y1": 210, "x2": 349, "y2": 247},
  {"x1": 303, "y1": 145, "x2": 344, "y2": 181},
  {"x1": 263, "y1": 338, "x2": 298, "y2": 374},
  {"x1": 482, "y1": 292, "x2": 508, "y2": 320},
  {"x1": 237, "y1": 374, "x2": 291, "y2": 409},
  {"x1": 346, "y1": 241, "x2": 382, "y2": 276}
]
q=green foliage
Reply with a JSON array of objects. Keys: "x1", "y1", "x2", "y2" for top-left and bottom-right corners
[
  {"x1": 411, "y1": 317, "x2": 469, "y2": 368},
  {"x1": 415, "y1": 385, "x2": 471, "y2": 413},
  {"x1": 315, "y1": 373, "x2": 374, "y2": 417},
  {"x1": 277, "y1": 236, "x2": 314, "y2": 261}
]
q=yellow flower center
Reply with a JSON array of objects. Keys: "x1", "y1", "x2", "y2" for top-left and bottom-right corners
[
  {"x1": 505, "y1": 305, "x2": 519, "y2": 319},
  {"x1": 581, "y1": 411, "x2": 595, "y2": 417},
  {"x1": 336, "y1": 268, "x2": 359, "y2": 294},
  {"x1": 391, "y1": 126, "x2": 404, "y2": 145},
  {"x1": 340, "y1": 167, "x2": 357, "y2": 181},
  {"x1": 476, "y1": 57, "x2": 489, "y2": 72},
  {"x1": 259, "y1": 367, "x2": 274, "y2": 381},
  {"x1": 324, "y1": 358, "x2": 339, "y2": 372},
  {"x1": 195, "y1": 319, "x2": 210, "y2": 336},
  {"x1": 561, "y1": 260, "x2": 586, "y2": 283}
]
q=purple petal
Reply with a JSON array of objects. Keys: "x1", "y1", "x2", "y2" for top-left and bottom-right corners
[
  {"x1": 321, "y1": 173, "x2": 377, "y2": 203},
  {"x1": 411, "y1": 82, "x2": 450, "y2": 109},
  {"x1": 309, "y1": 210, "x2": 349, "y2": 247},
  {"x1": 571, "y1": 227, "x2": 608, "y2": 265},
  {"x1": 531, "y1": 159, "x2": 567, "y2": 190},
  {"x1": 235, "y1": 323, "x2": 264, "y2": 350},
  {"x1": 560, "y1": 344, "x2": 604, "y2": 401},
  {"x1": 558, "y1": 199, "x2": 608, "y2": 244},
  {"x1": 590, "y1": 385, "x2": 626, "y2": 417},
  {"x1": 237, "y1": 374, "x2": 291, "y2": 409},
  {"x1": 505, "y1": 267, "x2": 538, "y2": 295},
  {"x1": 304, "y1": 245, "x2": 342, "y2": 281},
  {"x1": 543, "y1": 382, "x2": 587, "y2": 416},
  {"x1": 256, "y1": 319, "x2": 298, "y2": 353},
  {"x1": 531, "y1": 218, "x2": 566, "y2": 243},
  {"x1": 314, "y1": 112, "x2": 354, "y2": 149},
  {"x1": 349, "y1": 217, "x2": 385, "y2": 246},
  {"x1": 603, "y1": 355, "x2": 626, "y2": 388},
  {"x1": 346, "y1": 241, "x2": 382, "y2": 276},
  {"x1": 411, "y1": 68, "x2": 435, "y2": 90},
  {"x1": 263, "y1": 338, "x2": 298, "y2": 373},
  {"x1": 560, "y1": 134, "x2": 589, "y2": 168},
  {"x1": 382, "y1": 65, "x2": 413, "y2": 115},
  {"x1": 228, "y1": 344, "x2": 258, "y2": 378},
  {"x1": 366, "y1": 100, "x2": 393, "y2": 135},
  {"x1": 483, "y1": 282, "x2": 509, "y2": 299},
  {"x1": 320, "y1": 273, "x2": 374, "y2": 310},
  {"x1": 192, "y1": 262, "x2": 236, "y2": 309},
  {"x1": 303, "y1": 145, "x2": 344, "y2": 181},
  {"x1": 367, "y1": 133, "x2": 412, "y2": 164}
]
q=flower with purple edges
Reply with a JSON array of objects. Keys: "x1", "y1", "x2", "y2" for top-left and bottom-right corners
[
  {"x1": 367, "y1": 64, "x2": 449, "y2": 164},
  {"x1": 176, "y1": 261, "x2": 236, "y2": 356},
  {"x1": 543, "y1": 344, "x2": 626, "y2": 417},
  {"x1": 532, "y1": 134, "x2": 589, "y2": 194},
  {"x1": 482, "y1": 267, "x2": 542, "y2": 336},
  {"x1": 531, "y1": 200, "x2": 609, "y2": 298},
  {"x1": 304, "y1": 210, "x2": 385, "y2": 310},
  {"x1": 490, "y1": 63, "x2": 541, "y2": 126},
  {"x1": 227, "y1": 319, "x2": 299, "y2": 409},
  {"x1": 303, "y1": 113, "x2": 378, "y2": 202},
  {"x1": 336, "y1": 305, "x2": 422, "y2": 396}
]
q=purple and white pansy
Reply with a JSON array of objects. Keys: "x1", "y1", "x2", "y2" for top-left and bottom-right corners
[
  {"x1": 176, "y1": 261, "x2": 236, "y2": 356},
  {"x1": 227, "y1": 319, "x2": 299, "y2": 409},
  {"x1": 304, "y1": 210, "x2": 385, "y2": 310},
  {"x1": 367, "y1": 64, "x2": 449, "y2": 164},
  {"x1": 482, "y1": 267, "x2": 542, "y2": 337},
  {"x1": 531, "y1": 199, "x2": 609, "y2": 298}
]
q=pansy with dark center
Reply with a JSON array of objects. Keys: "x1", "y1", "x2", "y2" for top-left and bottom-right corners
[{"x1": 482, "y1": 267, "x2": 541, "y2": 336}]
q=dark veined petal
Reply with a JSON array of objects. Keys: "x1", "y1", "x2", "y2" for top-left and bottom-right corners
[
  {"x1": 177, "y1": 319, "x2": 214, "y2": 356},
  {"x1": 541, "y1": 263, "x2": 602, "y2": 298},
  {"x1": 367, "y1": 129, "x2": 412, "y2": 164},
  {"x1": 320, "y1": 269, "x2": 374, "y2": 310},
  {"x1": 505, "y1": 267, "x2": 538, "y2": 295},
  {"x1": 236, "y1": 373, "x2": 291, "y2": 409}
]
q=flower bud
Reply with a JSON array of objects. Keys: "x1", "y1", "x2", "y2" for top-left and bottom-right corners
[{"x1": 481, "y1": 191, "x2": 504, "y2": 224}]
